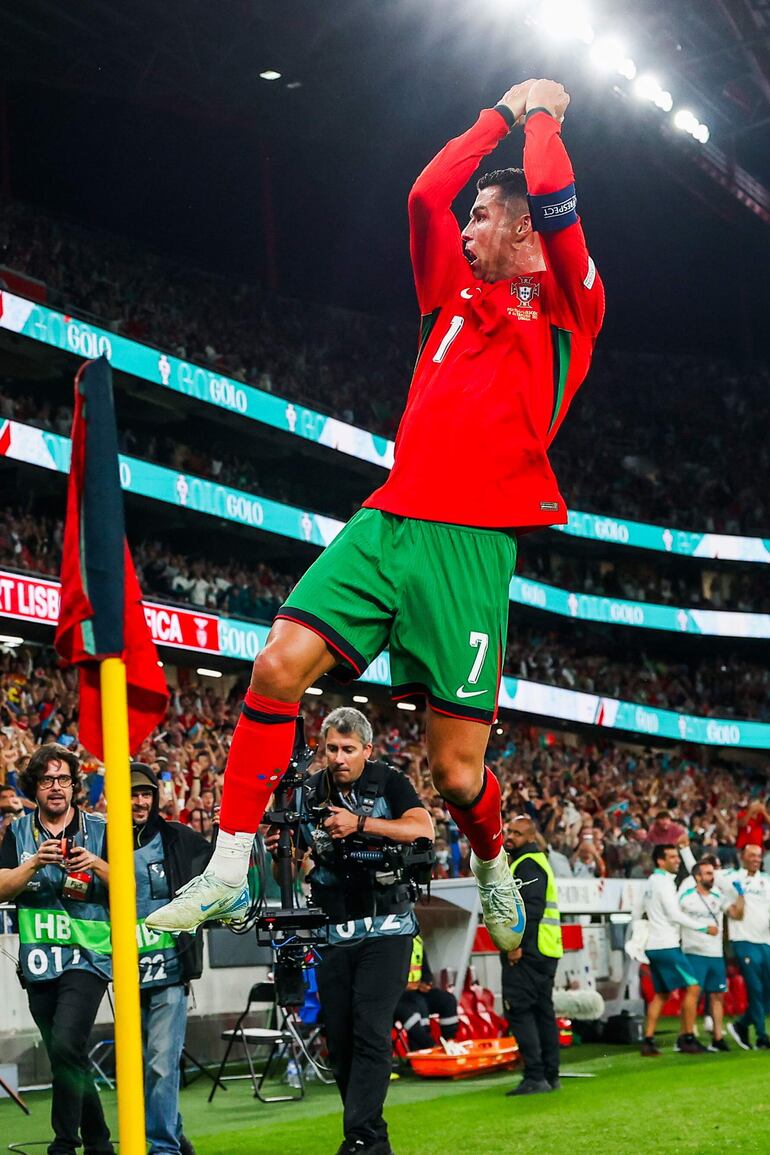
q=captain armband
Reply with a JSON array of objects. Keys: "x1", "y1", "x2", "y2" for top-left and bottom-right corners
[{"x1": 527, "y1": 183, "x2": 578, "y2": 232}]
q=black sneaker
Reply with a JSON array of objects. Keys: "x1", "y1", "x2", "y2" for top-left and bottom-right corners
[
  {"x1": 335, "y1": 1142, "x2": 393, "y2": 1155},
  {"x1": 675, "y1": 1034, "x2": 708, "y2": 1054},
  {"x1": 756, "y1": 1036, "x2": 770, "y2": 1050},
  {"x1": 640, "y1": 1038, "x2": 661, "y2": 1057},
  {"x1": 179, "y1": 1137, "x2": 196, "y2": 1155},
  {"x1": 727, "y1": 1022, "x2": 753, "y2": 1051},
  {"x1": 707, "y1": 1037, "x2": 730, "y2": 1053},
  {"x1": 549, "y1": 1076, "x2": 562, "y2": 1090},
  {"x1": 505, "y1": 1078, "x2": 552, "y2": 1096}
]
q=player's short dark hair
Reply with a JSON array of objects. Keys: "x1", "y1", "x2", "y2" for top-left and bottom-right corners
[
  {"x1": 652, "y1": 843, "x2": 676, "y2": 865},
  {"x1": 476, "y1": 168, "x2": 528, "y2": 213},
  {"x1": 17, "y1": 743, "x2": 82, "y2": 802}
]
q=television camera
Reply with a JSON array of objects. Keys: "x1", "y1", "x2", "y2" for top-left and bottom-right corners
[{"x1": 237, "y1": 721, "x2": 434, "y2": 1006}]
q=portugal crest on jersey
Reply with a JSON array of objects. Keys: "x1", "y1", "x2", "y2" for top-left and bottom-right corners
[{"x1": 512, "y1": 277, "x2": 540, "y2": 307}]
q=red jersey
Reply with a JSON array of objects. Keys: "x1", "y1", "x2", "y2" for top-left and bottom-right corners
[
  {"x1": 736, "y1": 811, "x2": 766, "y2": 849},
  {"x1": 365, "y1": 107, "x2": 605, "y2": 529}
]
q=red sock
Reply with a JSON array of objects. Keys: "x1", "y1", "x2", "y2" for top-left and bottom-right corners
[
  {"x1": 444, "y1": 768, "x2": 504, "y2": 861},
  {"x1": 218, "y1": 689, "x2": 300, "y2": 834}
]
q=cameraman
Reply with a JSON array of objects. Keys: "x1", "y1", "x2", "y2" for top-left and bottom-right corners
[
  {"x1": 269, "y1": 707, "x2": 433, "y2": 1155},
  {"x1": 0, "y1": 743, "x2": 114, "y2": 1155}
]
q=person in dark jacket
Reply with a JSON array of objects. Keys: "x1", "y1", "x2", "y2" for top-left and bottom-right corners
[
  {"x1": 131, "y1": 763, "x2": 211, "y2": 1155},
  {"x1": 393, "y1": 932, "x2": 459, "y2": 1050},
  {"x1": 501, "y1": 817, "x2": 563, "y2": 1097}
]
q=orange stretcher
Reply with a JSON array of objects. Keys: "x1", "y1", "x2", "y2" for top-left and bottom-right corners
[{"x1": 406, "y1": 1037, "x2": 520, "y2": 1078}]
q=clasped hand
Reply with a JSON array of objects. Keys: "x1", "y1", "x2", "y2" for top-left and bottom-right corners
[{"x1": 499, "y1": 78, "x2": 570, "y2": 125}]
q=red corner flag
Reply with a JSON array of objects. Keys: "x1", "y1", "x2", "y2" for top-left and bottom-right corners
[{"x1": 54, "y1": 356, "x2": 169, "y2": 759}]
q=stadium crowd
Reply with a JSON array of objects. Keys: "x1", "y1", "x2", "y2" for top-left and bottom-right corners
[
  {"x1": 1, "y1": 648, "x2": 767, "y2": 882},
  {"x1": 507, "y1": 632, "x2": 770, "y2": 722},
  {"x1": 6, "y1": 374, "x2": 770, "y2": 546},
  {"x1": 0, "y1": 201, "x2": 411, "y2": 434},
  {"x1": 0, "y1": 384, "x2": 335, "y2": 517},
  {"x1": 0, "y1": 506, "x2": 296, "y2": 620},
  {"x1": 1, "y1": 199, "x2": 769, "y2": 535},
  {"x1": 1, "y1": 506, "x2": 768, "y2": 721},
  {"x1": 524, "y1": 547, "x2": 770, "y2": 614}
]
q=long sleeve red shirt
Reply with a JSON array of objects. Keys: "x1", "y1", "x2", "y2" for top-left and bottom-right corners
[{"x1": 365, "y1": 107, "x2": 605, "y2": 529}]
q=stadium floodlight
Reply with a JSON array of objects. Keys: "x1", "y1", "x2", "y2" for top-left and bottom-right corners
[
  {"x1": 590, "y1": 37, "x2": 636, "y2": 80},
  {"x1": 674, "y1": 108, "x2": 698, "y2": 133},
  {"x1": 536, "y1": 0, "x2": 594, "y2": 44},
  {"x1": 305, "y1": 686, "x2": 323, "y2": 695},
  {"x1": 633, "y1": 74, "x2": 673, "y2": 112},
  {"x1": 672, "y1": 108, "x2": 710, "y2": 144},
  {"x1": 196, "y1": 667, "x2": 223, "y2": 678},
  {"x1": 396, "y1": 701, "x2": 417, "y2": 711},
  {"x1": 259, "y1": 70, "x2": 282, "y2": 81},
  {"x1": 352, "y1": 694, "x2": 369, "y2": 704},
  {"x1": 0, "y1": 634, "x2": 23, "y2": 646},
  {"x1": 618, "y1": 57, "x2": 637, "y2": 80},
  {"x1": 634, "y1": 73, "x2": 659, "y2": 102},
  {"x1": 495, "y1": 726, "x2": 504, "y2": 735}
]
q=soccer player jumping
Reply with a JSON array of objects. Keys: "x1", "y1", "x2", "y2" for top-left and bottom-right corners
[{"x1": 148, "y1": 78, "x2": 605, "y2": 949}]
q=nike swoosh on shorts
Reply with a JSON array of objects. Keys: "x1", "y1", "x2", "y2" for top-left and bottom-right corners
[{"x1": 456, "y1": 686, "x2": 487, "y2": 699}]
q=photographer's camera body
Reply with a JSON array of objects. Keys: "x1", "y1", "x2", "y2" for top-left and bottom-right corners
[{"x1": 298, "y1": 760, "x2": 434, "y2": 942}]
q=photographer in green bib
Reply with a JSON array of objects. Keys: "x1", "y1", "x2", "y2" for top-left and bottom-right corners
[
  {"x1": 0, "y1": 742, "x2": 114, "y2": 1155},
  {"x1": 501, "y1": 816, "x2": 563, "y2": 1098},
  {"x1": 130, "y1": 762, "x2": 211, "y2": 1155}
]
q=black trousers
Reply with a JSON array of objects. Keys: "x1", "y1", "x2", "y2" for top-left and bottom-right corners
[
  {"x1": 502, "y1": 958, "x2": 560, "y2": 1084},
  {"x1": 27, "y1": 969, "x2": 114, "y2": 1155},
  {"x1": 317, "y1": 934, "x2": 412, "y2": 1146},
  {"x1": 394, "y1": 988, "x2": 460, "y2": 1050}
]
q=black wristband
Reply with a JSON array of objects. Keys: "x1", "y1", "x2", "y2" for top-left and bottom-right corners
[
  {"x1": 493, "y1": 103, "x2": 516, "y2": 130},
  {"x1": 525, "y1": 106, "x2": 556, "y2": 123},
  {"x1": 357, "y1": 814, "x2": 367, "y2": 834}
]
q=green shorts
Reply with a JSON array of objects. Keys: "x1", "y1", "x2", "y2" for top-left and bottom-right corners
[
  {"x1": 646, "y1": 948, "x2": 698, "y2": 994},
  {"x1": 278, "y1": 508, "x2": 517, "y2": 723},
  {"x1": 683, "y1": 954, "x2": 727, "y2": 994}
]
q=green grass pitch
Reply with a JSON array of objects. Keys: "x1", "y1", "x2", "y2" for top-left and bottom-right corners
[{"x1": 4, "y1": 1031, "x2": 770, "y2": 1154}]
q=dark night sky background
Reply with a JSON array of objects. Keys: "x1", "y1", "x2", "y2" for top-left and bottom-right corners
[{"x1": 2, "y1": 0, "x2": 769, "y2": 358}]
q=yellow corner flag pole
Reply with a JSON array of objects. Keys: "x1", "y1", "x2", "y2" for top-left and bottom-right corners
[{"x1": 100, "y1": 656, "x2": 146, "y2": 1155}]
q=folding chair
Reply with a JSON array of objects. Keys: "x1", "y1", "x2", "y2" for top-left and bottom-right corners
[
  {"x1": 280, "y1": 1008, "x2": 335, "y2": 1086},
  {"x1": 208, "y1": 981, "x2": 304, "y2": 1103},
  {"x1": 89, "y1": 988, "x2": 115, "y2": 1090},
  {"x1": 88, "y1": 1039, "x2": 115, "y2": 1090}
]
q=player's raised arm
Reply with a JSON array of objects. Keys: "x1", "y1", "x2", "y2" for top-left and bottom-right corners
[
  {"x1": 522, "y1": 79, "x2": 604, "y2": 336},
  {"x1": 408, "y1": 80, "x2": 534, "y2": 313}
]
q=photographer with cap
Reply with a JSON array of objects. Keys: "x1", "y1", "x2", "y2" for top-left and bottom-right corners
[
  {"x1": 0, "y1": 742, "x2": 114, "y2": 1155},
  {"x1": 267, "y1": 707, "x2": 434, "y2": 1155},
  {"x1": 131, "y1": 762, "x2": 212, "y2": 1155}
]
